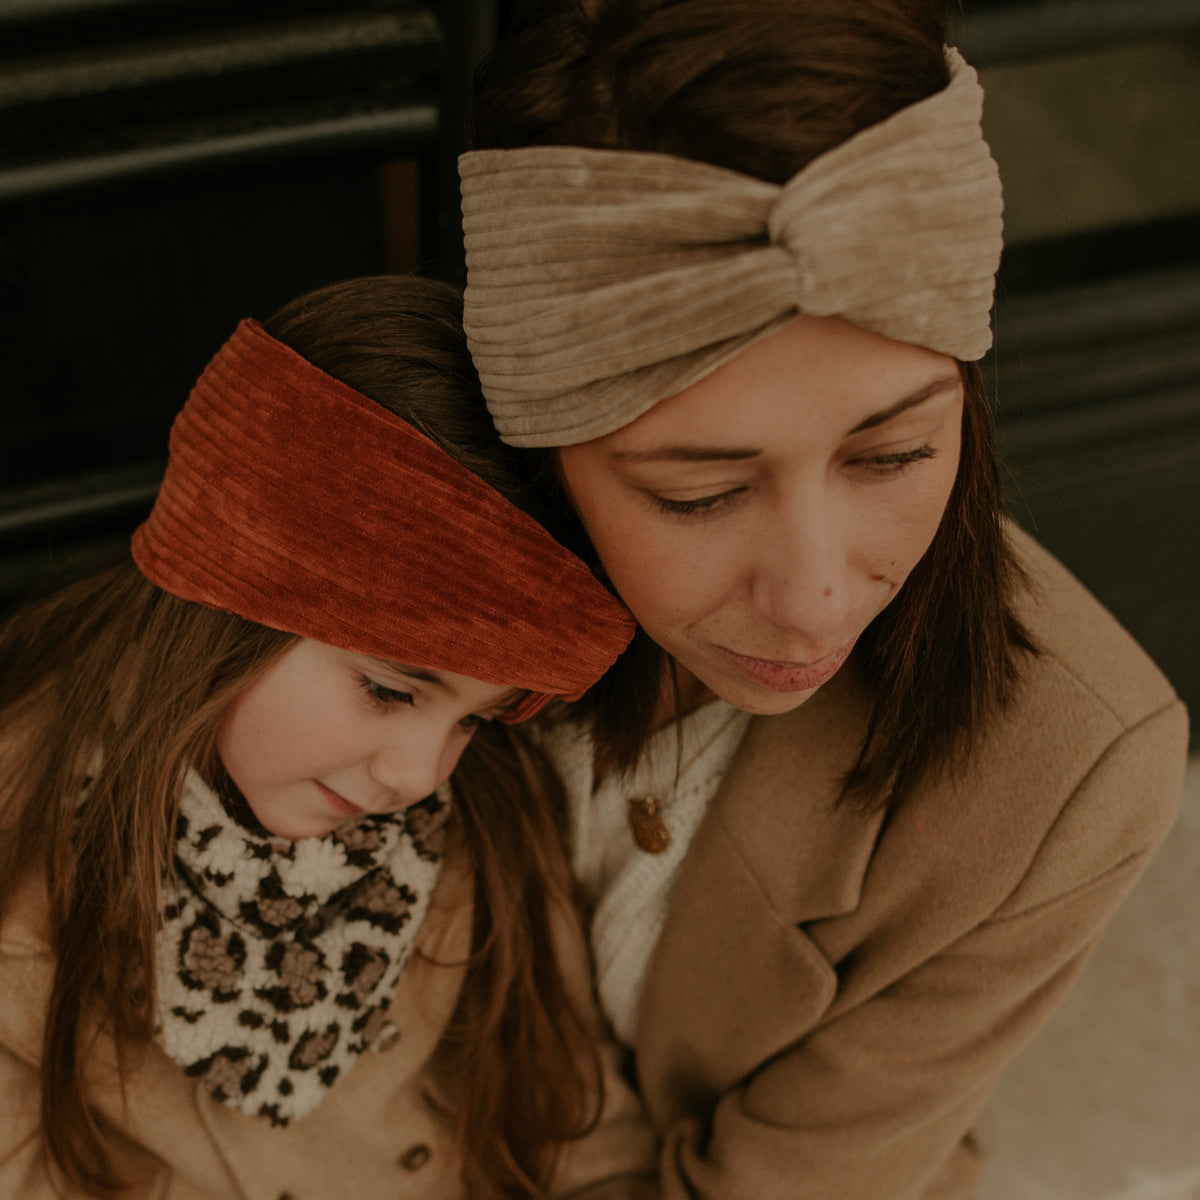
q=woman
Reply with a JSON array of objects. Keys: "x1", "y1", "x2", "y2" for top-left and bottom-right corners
[
  {"x1": 0, "y1": 276, "x2": 656, "y2": 1199},
  {"x1": 458, "y1": 2, "x2": 1190, "y2": 1197}
]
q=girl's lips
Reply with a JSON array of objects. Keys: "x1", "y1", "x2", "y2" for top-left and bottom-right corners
[
  {"x1": 314, "y1": 780, "x2": 365, "y2": 817},
  {"x1": 717, "y1": 642, "x2": 853, "y2": 693}
]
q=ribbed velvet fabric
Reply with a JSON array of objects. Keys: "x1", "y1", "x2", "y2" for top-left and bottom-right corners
[{"x1": 132, "y1": 320, "x2": 635, "y2": 718}]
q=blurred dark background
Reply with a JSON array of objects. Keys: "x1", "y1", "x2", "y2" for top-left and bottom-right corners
[{"x1": 1, "y1": 0, "x2": 1197, "y2": 729}]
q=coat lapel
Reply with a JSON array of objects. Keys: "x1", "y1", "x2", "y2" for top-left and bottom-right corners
[{"x1": 636, "y1": 664, "x2": 885, "y2": 1125}]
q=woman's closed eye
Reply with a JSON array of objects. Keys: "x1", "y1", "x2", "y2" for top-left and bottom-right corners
[
  {"x1": 357, "y1": 675, "x2": 415, "y2": 711},
  {"x1": 852, "y1": 444, "x2": 937, "y2": 476},
  {"x1": 648, "y1": 486, "x2": 746, "y2": 517}
]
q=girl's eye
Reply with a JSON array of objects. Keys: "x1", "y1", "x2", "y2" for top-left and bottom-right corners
[
  {"x1": 458, "y1": 714, "x2": 486, "y2": 731},
  {"x1": 649, "y1": 488, "x2": 745, "y2": 517},
  {"x1": 357, "y1": 676, "x2": 414, "y2": 711},
  {"x1": 856, "y1": 444, "x2": 937, "y2": 474}
]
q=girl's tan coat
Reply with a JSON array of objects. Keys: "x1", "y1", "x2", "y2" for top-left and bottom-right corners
[
  {"x1": 0, "y1": 855, "x2": 658, "y2": 1199},
  {"x1": 634, "y1": 529, "x2": 1187, "y2": 1199}
]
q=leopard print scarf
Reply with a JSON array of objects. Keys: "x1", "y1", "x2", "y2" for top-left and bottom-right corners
[{"x1": 155, "y1": 769, "x2": 448, "y2": 1125}]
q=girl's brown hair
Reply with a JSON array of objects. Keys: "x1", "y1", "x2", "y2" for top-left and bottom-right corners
[
  {"x1": 0, "y1": 275, "x2": 598, "y2": 1197},
  {"x1": 472, "y1": 0, "x2": 1035, "y2": 802}
]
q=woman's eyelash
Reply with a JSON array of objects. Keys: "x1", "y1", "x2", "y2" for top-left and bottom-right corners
[
  {"x1": 648, "y1": 446, "x2": 935, "y2": 515},
  {"x1": 859, "y1": 444, "x2": 937, "y2": 472},
  {"x1": 650, "y1": 489, "x2": 743, "y2": 516},
  {"x1": 357, "y1": 676, "x2": 414, "y2": 710}
]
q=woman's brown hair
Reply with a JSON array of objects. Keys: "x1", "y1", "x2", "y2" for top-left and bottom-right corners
[
  {"x1": 0, "y1": 275, "x2": 598, "y2": 1197},
  {"x1": 472, "y1": 0, "x2": 1035, "y2": 803}
]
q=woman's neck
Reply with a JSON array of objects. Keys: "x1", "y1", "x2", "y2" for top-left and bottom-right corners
[{"x1": 649, "y1": 662, "x2": 716, "y2": 732}]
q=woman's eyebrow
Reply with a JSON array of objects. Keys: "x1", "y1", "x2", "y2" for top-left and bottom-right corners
[
  {"x1": 845, "y1": 375, "x2": 962, "y2": 435},
  {"x1": 609, "y1": 375, "x2": 962, "y2": 462},
  {"x1": 609, "y1": 445, "x2": 760, "y2": 464}
]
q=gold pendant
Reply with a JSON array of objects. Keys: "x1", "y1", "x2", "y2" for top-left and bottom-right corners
[{"x1": 627, "y1": 794, "x2": 671, "y2": 854}]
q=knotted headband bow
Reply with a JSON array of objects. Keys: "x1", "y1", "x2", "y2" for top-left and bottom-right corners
[
  {"x1": 132, "y1": 320, "x2": 635, "y2": 720},
  {"x1": 460, "y1": 48, "x2": 1003, "y2": 447}
]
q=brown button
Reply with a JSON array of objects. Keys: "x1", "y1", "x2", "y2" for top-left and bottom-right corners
[
  {"x1": 369, "y1": 1020, "x2": 400, "y2": 1053},
  {"x1": 399, "y1": 1144, "x2": 431, "y2": 1171}
]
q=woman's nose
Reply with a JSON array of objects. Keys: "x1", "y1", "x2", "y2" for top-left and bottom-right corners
[{"x1": 751, "y1": 495, "x2": 852, "y2": 641}]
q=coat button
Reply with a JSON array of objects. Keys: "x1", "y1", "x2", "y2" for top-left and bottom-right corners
[
  {"x1": 399, "y1": 1144, "x2": 431, "y2": 1171},
  {"x1": 369, "y1": 1021, "x2": 400, "y2": 1053}
]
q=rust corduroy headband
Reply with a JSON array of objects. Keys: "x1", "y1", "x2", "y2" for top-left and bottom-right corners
[
  {"x1": 131, "y1": 320, "x2": 635, "y2": 721},
  {"x1": 460, "y1": 48, "x2": 1003, "y2": 447}
]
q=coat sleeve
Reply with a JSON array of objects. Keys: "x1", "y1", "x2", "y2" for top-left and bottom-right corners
[
  {"x1": 550, "y1": 894, "x2": 661, "y2": 1199},
  {"x1": 0, "y1": 1039, "x2": 65, "y2": 1199},
  {"x1": 657, "y1": 698, "x2": 1188, "y2": 1200},
  {"x1": 0, "y1": 964, "x2": 171, "y2": 1200},
  {"x1": 0, "y1": 901, "x2": 72, "y2": 1199},
  {"x1": 553, "y1": 1037, "x2": 661, "y2": 1200}
]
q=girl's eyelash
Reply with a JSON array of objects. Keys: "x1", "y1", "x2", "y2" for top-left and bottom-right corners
[
  {"x1": 358, "y1": 675, "x2": 490, "y2": 730},
  {"x1": 357, "y1": 675, "x2": 414, "y2": 710}
]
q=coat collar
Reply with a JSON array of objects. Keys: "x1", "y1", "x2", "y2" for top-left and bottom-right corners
[
  {"x1": 711, "y1": 659, "x2": 885, "y2": 925},
  {"x1": 634, "y1": 661, "x2": 885, "y2": 1122}
]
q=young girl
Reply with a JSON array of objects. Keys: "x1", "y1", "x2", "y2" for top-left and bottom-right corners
[
  {"x1": 0, "y1": 275, "x2": 656, "y2": 1199},
  {"x1": 459, "y1": 2, "x2": 1190, "y2": 1197}
]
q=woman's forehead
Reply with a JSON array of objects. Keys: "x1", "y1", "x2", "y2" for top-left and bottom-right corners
[{"x1": 596, "y1": 315, "x2": 961, "y2": 450}]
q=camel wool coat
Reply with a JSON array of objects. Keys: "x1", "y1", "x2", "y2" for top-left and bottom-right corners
[
  {"x1": 0, "y1": 852, "x2": 658, "y2": 1199},
  {"x1": 629, "y1": 528, "x2": 1188, "y2": 1200}
]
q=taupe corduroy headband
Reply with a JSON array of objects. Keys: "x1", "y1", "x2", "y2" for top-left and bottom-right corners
[{"x1": 460, "y1": 48, "x2": 1002, "y2": 448}]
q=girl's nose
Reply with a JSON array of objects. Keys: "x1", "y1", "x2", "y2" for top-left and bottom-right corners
[{"x1": 367, "y1": 725, "x2": 463, "y2": 807}]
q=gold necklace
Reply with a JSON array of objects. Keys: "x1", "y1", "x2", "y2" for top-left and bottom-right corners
[
  {"x1": 627, "y1": 794, "x2": 672, "y2": 854},
  {"x1": 622, "y1": 701, "x2": 745, "y2": 856}
]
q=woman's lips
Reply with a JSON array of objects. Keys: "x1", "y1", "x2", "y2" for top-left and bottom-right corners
[
  {"x1": 314, "y1": 781, "x2": 365, "y2": 817},
  {"x1": 717, "y1": 642, "x2": 853, "y2": 693}
]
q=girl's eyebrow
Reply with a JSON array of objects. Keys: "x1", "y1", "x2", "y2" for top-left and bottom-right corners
[
  {"x1": 370, "y1": 658, "x2": 454, "y2": 694},
  {"x1": 845, "y1": 374, "x2": 962, "y2": 435},
  {"x1": 490, "y1": 692, "x2": 526, "y2": 717},
  {"x1": 370, "y1": 658, "x2": 523, "y2": 715}
]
